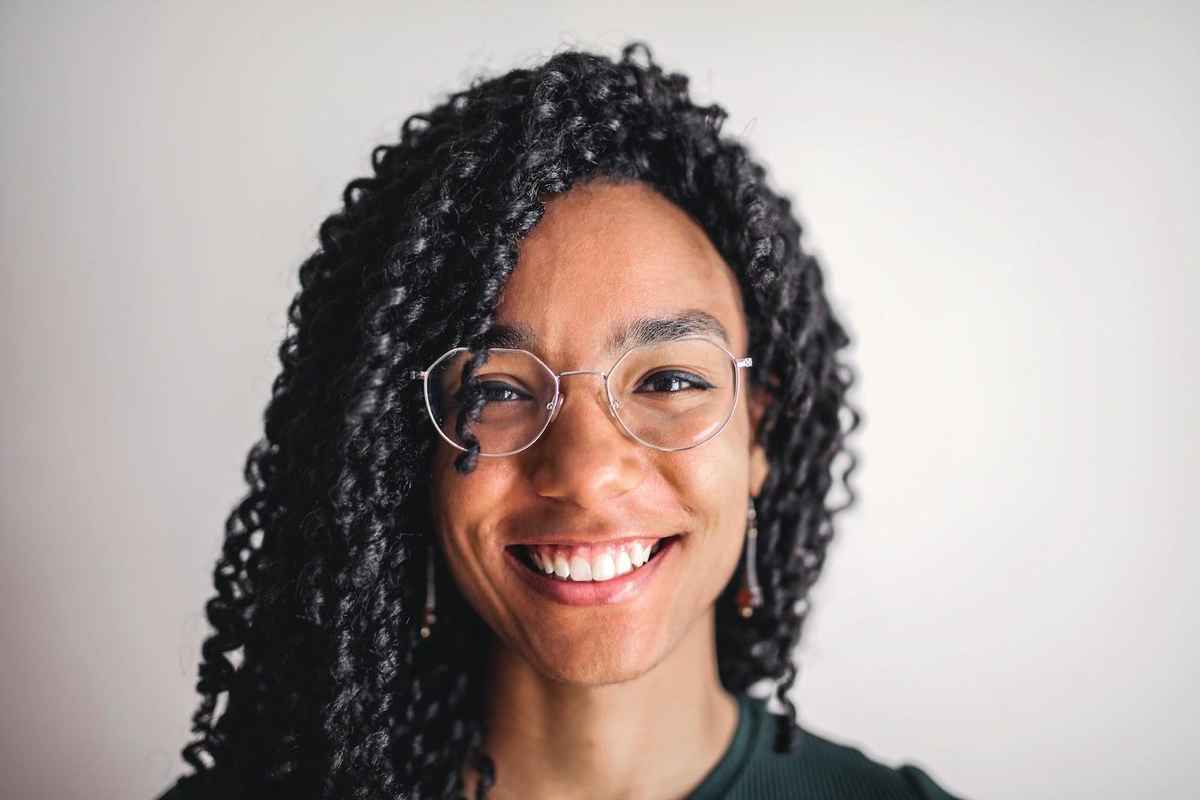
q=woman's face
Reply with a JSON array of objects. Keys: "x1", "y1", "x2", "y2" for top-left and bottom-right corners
[{"x1": 431, "y1": 180, "x2": 769, "y2": 685}]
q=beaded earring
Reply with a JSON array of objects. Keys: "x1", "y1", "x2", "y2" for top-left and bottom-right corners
[
  {"x1": 419, "y1": 541, "x2": 437, "y2": 638},
  {"x1": 737, "y1": 496, "x2": 764, "y2": 618}
]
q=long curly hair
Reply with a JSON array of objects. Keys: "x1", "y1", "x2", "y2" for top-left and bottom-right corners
[{"x1": 177, "y1": 40, "x2": 860, "y2": 800}]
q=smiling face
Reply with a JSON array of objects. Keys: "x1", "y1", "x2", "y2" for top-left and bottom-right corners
[{"x1": 430, "y1": 179, "x2": 769, "y2": 685}]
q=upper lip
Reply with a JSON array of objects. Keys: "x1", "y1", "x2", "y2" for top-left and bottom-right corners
[{"x1": 506, "y1": 532, "x2": 680, "y2": 548}]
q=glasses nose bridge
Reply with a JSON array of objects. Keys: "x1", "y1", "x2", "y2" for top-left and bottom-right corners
[{"x1": 545, "y1": 367, "x2": 616, "y2": 428}]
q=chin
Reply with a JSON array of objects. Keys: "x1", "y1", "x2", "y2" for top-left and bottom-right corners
[{"x1": 530, "y1": 637, "x2": 665, "y2": 686}]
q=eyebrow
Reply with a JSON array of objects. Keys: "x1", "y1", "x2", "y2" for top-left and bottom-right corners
[{"x1": 478, "y1": 309, "x2": 732, "y2": 354}]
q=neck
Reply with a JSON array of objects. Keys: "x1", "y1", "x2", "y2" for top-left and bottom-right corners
[{"x1": 460, "y1": 607, "x2": 738, "y2": 799}]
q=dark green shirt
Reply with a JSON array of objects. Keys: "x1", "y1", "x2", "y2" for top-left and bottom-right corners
[
  {"x1": 156, "y1": 693, "x2": 965, "y2": 799},
  {"x1": 688, "y1": 692, "x2": 964, "y2": 799}
]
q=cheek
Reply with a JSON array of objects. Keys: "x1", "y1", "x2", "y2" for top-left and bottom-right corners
[
  {"x1": 428, "y1": 445, "x2": 511, "y2": 615},
  {"x1": 679, "y1": 416, "x2": 752, "y2": 504},
  {"x1": 668, "y1": 438, "x2": 752, "y2": 576},
  {"x1": 429, "y1": 444, "x2": 522, "y2": 565}
]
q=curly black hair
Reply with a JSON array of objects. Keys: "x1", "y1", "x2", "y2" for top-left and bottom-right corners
[{"x1": 176, "y1": 40, "x2": 860, "y2": 800}]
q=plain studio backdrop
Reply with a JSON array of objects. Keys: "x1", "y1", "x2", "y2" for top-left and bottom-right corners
[{"x1": 2, "y1": 2, "x2": 1196, "y2": 799}]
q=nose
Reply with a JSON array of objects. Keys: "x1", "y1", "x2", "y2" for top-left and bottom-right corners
[{"x1": 526, "y1": 373, "x2": 644, "y2": 507}]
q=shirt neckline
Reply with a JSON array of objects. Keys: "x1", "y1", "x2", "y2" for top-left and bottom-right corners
[{"x1": 687, "y1": 692, "x2": 766, "y2": 799}]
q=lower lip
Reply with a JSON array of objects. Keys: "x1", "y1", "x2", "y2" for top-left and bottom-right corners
[{"x1": 505, "y1": 537, "x2": 680, "y2": 606}]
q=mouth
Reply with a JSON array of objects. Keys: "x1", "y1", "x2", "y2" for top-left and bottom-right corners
[{"x1": 503, "y1": 534, "x2": 682, "y2": 606}]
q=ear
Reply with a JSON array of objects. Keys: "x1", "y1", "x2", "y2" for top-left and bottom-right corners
[{"x1": 746, "y1": 382, "x2": 772, "y2": 497}]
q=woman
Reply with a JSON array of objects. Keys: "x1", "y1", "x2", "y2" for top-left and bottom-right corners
[{"x1": 157, "y1": 42, "x2": 964, "y2": 800}]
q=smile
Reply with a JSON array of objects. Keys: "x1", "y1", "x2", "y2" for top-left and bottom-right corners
[{"x1": 504, "y1": 535, "x2": 681, "y2": 606}]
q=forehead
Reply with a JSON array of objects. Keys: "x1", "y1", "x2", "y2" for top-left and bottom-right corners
[{"x1": 492, "y1": 180, "x2": 749, "y2": 363}]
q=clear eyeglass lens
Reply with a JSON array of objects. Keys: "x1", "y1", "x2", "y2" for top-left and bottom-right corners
[
  {"x1": 426, "y1": 339, "x2": 738, "y2": 454},
  {"x1": 427, "y1": 348, "x2": 557, "y2": 455},
  {"x1": 608, "y1": 339, "x2": 737, "y2": 449}
]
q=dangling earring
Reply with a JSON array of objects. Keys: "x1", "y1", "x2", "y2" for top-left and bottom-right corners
[
  {"x1": 419, "y1": 541, "x2": 437, "y2": 638},
  {"x1": 737, "y1": 496, "x2": 763, "y2": 618}
]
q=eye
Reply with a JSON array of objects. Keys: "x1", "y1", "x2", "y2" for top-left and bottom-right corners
[
  {"x1": 478, "y1": 380, "x2": 531, "y2": 402},
  {"x1": 635, "y1": 371, "x2": 712, "y2": 394}
]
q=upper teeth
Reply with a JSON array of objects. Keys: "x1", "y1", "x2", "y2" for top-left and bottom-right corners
[{"x1": 523, "y1": 539, "x2": 664, "y2": 583}]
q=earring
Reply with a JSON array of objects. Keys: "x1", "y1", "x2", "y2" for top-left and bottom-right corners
[
  {"x1": 737, "y1": 496, "x2": 763, "y2": 618},
  {"x1": 419, "y1": 541, "x2": 437, "y2": 638}
]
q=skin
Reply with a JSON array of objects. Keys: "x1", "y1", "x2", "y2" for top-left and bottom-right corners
[{"x1": 431, "y1": 179, "x2": 771, "y2": 799}]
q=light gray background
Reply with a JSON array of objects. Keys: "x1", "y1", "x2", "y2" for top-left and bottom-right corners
[{"x1": 2, "y1": 2, "x2": 1196, "y2": 799}]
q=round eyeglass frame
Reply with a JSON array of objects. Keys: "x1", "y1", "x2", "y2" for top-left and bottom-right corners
[{"x1": 409, "y1": 334, "x2": 754, "y2": 457}]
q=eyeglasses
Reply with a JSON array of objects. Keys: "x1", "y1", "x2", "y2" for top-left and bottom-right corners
[{"x1": 410, "y1": 335, "x2": 753, "y2": 457}]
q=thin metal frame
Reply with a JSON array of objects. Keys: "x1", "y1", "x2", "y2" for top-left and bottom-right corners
[{"x1": 409, "y1": 334, "x2": 753, "y2": 457}]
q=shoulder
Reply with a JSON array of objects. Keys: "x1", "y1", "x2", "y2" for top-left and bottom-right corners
[
  {"x1": 791, "y1": 727, "x2": 964, "y2": 800},
  {"x1": 737, "y1": 698, "x2": 967, "y2": 800}
]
